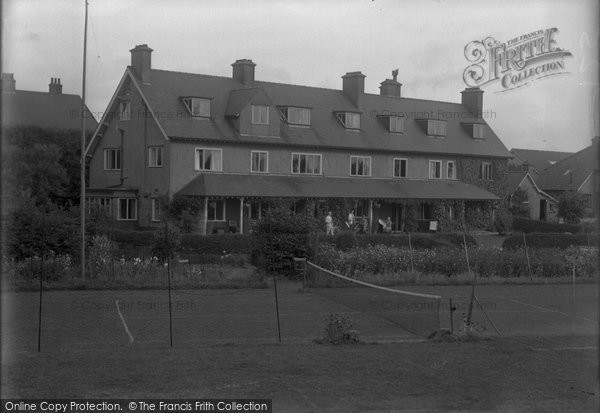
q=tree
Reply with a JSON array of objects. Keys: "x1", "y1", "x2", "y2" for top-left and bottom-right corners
[
  {"x1": 557, "y1": 191, "x2": 586, "y2": 224},
  {"x1": 509, "y1": 188, "x2": 530, "y2": 218}
]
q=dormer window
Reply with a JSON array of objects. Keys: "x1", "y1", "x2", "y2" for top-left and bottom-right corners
[
  {"x1": 252, "y1": 105, "x2": 269, "y2": 125},
  {"x1": 337, "y1": 112, "x2": 360, "y2": 129},
  {"x1": 427, "y1": 120, "x2": 446, "y2": 137},
  {"x1": 183, "y1": 97, "x2": 211, "y2": 117},
  {"x1": 280, "y1": 107, "x2": 311, "y2": 126},
  {"x1": 473, "y1": 123, "x2": 485, "y2": 139},
  {"x1": 381, "y1": 115, "x2": 405, "y2": 133}
]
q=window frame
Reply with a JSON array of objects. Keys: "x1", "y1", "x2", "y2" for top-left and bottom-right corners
[
  {"x1": 429, "y1": 160, "x2": 443, "y2": 179},
  {"x1": 183, "y1": 97, "x2": 211, "y2": 118},
  {"x1": 194, "y1": 148, "x2": 223, "y2": 171},
  {"x1": 281, "y1": 107, "x2": 311, "y2": 126},
  {"x1": 337, "y1": 112, "x2": 361, "y2": 129},
  {"x1": 148, "y1": 146, "x2": 163, "y2": 168},
  {"x1": 119, "y1": 100, "x2": 131, "y2": 121},
  {"x1": 350, "y1": 155, "x2": 372, "y2": 177},
  {"x1": 86, "y1": 197, "x2": 111, "y2": 215},
  {"x1": 117, "y1": 198, "x2": 137, "y2": 221},
  {"x1": 473, "y1": 123, "x2": 485, "y2": 139},
  {"x1": 250, "y1": 150, "x2": 269, "y2": 173},
  {"x1": 389, "y1": 116, "x2": 405, "y2": 133},
  {"x1": 393, "y1": 158, "x2": 408, "y2": 178},
  {"x1": 427, "y1": 119, "x2": 447, "y2": 137},
  {"x1": 446, "y1": 161, "x2": 456, "y2": 180},
  {"x1": 291, "y1": 152, "x2": 322, "y2": 175},
  {"x1": 151, "y1": 198, "x2": 161, "y2": 222},
  {"x1": 103, "y1": 148, "x2": 122, "y2": 170},
  {"x1": 207, "y1": 198, "x2": 226, "y2": 221},
  {"x1": 481, "y1": 162, "x2": 493, "y2": 180},
  {"x1": 251, "y1": 104, "x2": 270, "y2": 125}
]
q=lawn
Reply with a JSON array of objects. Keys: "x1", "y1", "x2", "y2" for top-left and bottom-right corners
[{"x1": 1, "y1": 282, "x2": 598, "y2": 411}]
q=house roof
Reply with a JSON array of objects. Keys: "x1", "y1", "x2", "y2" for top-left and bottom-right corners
[
  {"x1": 538, "y1": 141, "x2": 599, "y2": 191},
  {"x1": 2, "y1": 90, "x2": 98, "y2": 132},
  {"x1": 510, "y1": 148, "x2": 572, "y2": 172},
  {"x1": 130, "y1": 69, "x2": 510, "y2": 158},
  {"x1": 176, "y1": 174, "x2": 499, "y2": 200},
  {"x1": 505, "y1": 170, "x2": 557, "y2": 202}
]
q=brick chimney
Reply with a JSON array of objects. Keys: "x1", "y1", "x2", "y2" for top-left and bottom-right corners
[
  {"x1": 379, "y1": 69, "x2": 402, "y2": 97},
  {"x1": 1, "y1": 73, "x2": 16, "y2": 93},
  {"x1": 342, "y1": 71, "x2": 366, "y2": 108},
  {"x1": 461, "y1": 87, "x2": 484, "y2": 119},
  {"x1": 49, "y1": 77, "x2": 63, "y2": 95},
  {"x1": 232, "y1": 59, "x2": 256, "y2": 86},
  {"x1": 130, "y1": 44, "x2": 153, "y2": 84}
]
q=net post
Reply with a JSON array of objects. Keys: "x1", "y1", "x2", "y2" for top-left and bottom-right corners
[
  {"x1": 474, "y1": 295, "x2": 501, "y2": 336},
  {"x1": 272, "y1": 272, "x2": 282, "y2": 343},
  {"x1": 571, "y1": 263, "x2": 576, "y2": 335},
  {"x1": 408, "y1": 232, "x2": 415, "y2": 274},
  {"x1": 523, "y1": 232, "x2": 532, "y2": 279},
  {"x1": 449, "y1": 298, "x2": 455, "y2": 335},
  {"x1": 463, "y1": 231, "x2": 477, "y2": 332}
]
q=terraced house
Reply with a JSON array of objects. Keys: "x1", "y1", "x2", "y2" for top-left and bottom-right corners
[{"x1": 86, "y1": 44, "x2": 511, "y2": 234}]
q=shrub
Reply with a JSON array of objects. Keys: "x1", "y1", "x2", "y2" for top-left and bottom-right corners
[
  {"x1": 494, "y1": 209, "x2": 513, "y2": 235},
  {"x1": 151, "y1": 224, "x2": 182, "y2": 263},
  {"x1": 110, "y1": 229, "x2": 156, "y2": 246},
  {"x1": 503, "y1": 233, "x2": 598, "y2": 250},
  {"x1": 180, "y1": 234, "x2": 251, "y2": 254},
  {"x1": 512, "y1": 217, "x2": 581, "y2": 234},
  {"x1": 316, "y1": 314, "x2": 360, "y2": 345}
]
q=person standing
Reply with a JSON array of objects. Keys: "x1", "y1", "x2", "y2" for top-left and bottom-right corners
[
  {"x1": 347, "y1": 210, "x2": 355, "y2": 227},
  {"x1": 325, "y1": 211, "x2": 334, "y2": 236}
]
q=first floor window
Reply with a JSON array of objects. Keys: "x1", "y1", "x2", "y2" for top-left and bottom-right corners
[
  {"x1": 473, "y1": 124, "x2": 485, "y2": 139},
  {"x1": 183, "y1": 97, "x2": 211, "y2": 117},
  {"x1": 394, "y1": 158, "x2": 407, "y2": 178},
  {"x1": 148, "y1": 146, "x2": 163, "y2": 167},
  {"x1": 292, "y1": 153, "x2": 321, "y2": 175},
  {"x1": 429, "y1": 160, "x2": 442, "y2": 179},
  {"x1": 195, "y1": 148, "x2": 222, "y2": 171},
  {"x1": 350, "y1": 156, "x2": 371, "y2": 176},
  {"x1": 118, "y1": 198, "x2": 137, "y2": 220},
  {"x1": 427, "y1": 120, "x2": 446, "y2": 136},
  {"x1": 281, "y1": 107, "x2": 311, "y2": 126},
  {"x1": 151, "y1": 199, "x2": 161, "y2": 222},
  {"x1": 251, "y1": 151, "x2": 268, "y2": 173},
  {"x1": 481, "y1": 162, "x2": 493, "y2": 180},
  {"x1": 208, "y1": 199, "x2": 225, "y2": 221},
  {"x1": 252, "y1": 105, "x2": 269, "y2": 125},
  {"x1": 447, "y1": 161, "x2": 456, "y2": 179},
  {"x1": 104, "y1": 148, "x2": 121, "y2": 170}
]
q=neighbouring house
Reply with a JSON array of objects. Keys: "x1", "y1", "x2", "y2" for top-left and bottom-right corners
[
  {"x1": 85, "y1": 44, "x2": 512, "y2": 234},
  {"x1": 505, "y1": 170, "x2": 558, "y2": 222},
  {"x1": 537, "y1": 137, "x2": 600, "y2": 219},
  {"x1": 508, "y1": 148, "x2": 573, "y2": 180},
  {"x1": 1, "y1": 73, "x2": 98, "y2": 132}
]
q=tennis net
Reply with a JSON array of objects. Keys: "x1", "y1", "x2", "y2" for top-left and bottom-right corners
[{"x1": 304, "y1": 261, "x2": 442, "y2": 338}]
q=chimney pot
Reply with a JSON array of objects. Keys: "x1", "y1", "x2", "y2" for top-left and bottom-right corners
[
  {"x1": 130, "y1": 44, "x2": 153, "y2": 84},
  {"x1": 342, "y1": 71, "x2": 366, "y2": 108},
  {"x1": 1, "y1": 73, "x2": 16, "y2": 93},
  {"x1": 379, "y1": 70, "x2": 402, "y2": 98},
  {"x1": 231, "y1": 59, "x2": 256, "y2": 86},
  {"x1": 49, "y1": 77, "x2": 63, "y2": 95}
]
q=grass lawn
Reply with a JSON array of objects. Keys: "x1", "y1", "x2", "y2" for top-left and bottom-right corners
[{"x1": 2, "y1": 336, "x2": 598, "y2": 412}]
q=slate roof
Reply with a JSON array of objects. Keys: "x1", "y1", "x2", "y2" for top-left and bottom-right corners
[
  {"x1": 505, "y1": 171, "x2": 528, "y2": 193},
  {"x1": 510, "y1": 148, "x2": 572, "y2": 172},
  {"x1": 133, "y1": 68, "x2": 511, "y2": 158},
  {"x1": 2, "y1": 90, "x2": 98, "y2": 132},
  {"x1": 538, "y1": 141, "x2": 599, "y2": 191},
  {"x1": 177, "y1": 174, "x2": 499, "y2": 200}
]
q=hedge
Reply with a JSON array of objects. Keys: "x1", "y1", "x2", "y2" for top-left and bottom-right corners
[
  {"x1": 503, "y1": 233, "x2": 599, "y2": 250},
  {"x1": 329, "y1": 232, "x2": 477, "y2": 251},
  {"x1": 109, "y1": 230, "x2": 252, "y2": 254},
  {"x1": 512, "y1": 217, "x2": 581, "y2": 234}
]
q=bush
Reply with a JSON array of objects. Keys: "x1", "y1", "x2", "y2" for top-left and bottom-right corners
[
  {"x1": 329, "y1": 232, "x2": 476, "y2": 251},
  {"x1": 512, "y1": 217, "x2": 581, "y2": 234},
  {"x1": 503, "y1": 233, "x2": 598, "y2": 250},
  {"x1": 110, "y1": 229, "x2": 156, "y2": 246},
  {"x1": 316, "y1": 314, "x2": 360, "y2": 345},
  {"x1": 494, "y1": 209, "x2": 513, "y2": 235},
  {"x1": 180, "y1": 233, "x2": 251, "y2": 254}
]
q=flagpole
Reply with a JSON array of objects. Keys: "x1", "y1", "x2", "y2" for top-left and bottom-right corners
[{"x1": 80, "y1": 0, "x2": 88, "y2": 279}]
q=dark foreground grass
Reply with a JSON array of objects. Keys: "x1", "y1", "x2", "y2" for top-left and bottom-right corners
[{"x1": 2, "y1": 336, "x2": 598, "y2": 412}]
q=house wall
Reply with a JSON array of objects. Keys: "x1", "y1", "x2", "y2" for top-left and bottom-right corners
[
  {"x1": 88, "y1": 76, "x2": 170, "y2": 227},
  {"x1": 168, "y1": 141, "x2": 474, "y2": 194}
]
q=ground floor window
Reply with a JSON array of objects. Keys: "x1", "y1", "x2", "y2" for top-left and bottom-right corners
[
  {"x1": 151, "y1": 199, "x2": 161, "y2": 222},
  {"x1": 86, "y1": 197, "x2": 111, "y2": 215},
  {"x1": 355, "y1": 199, "x2": 369, "y2": 217},
  {"x1": 208, "y1": 199, "x2": 225, "y2": 221},
  {"x1": 419, "y1": 202, "x2": 431, "y2": 220},
  {"x1": 248, "y1": 200, "x2": 266, "y2": 220},
  {"x1": 118, "y1": 198, "x2": 137, "y2": 220}
]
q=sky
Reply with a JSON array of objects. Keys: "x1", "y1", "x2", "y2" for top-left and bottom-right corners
[{"x1": 2, "y1": 0, "x2": 599, "y2": 153}]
